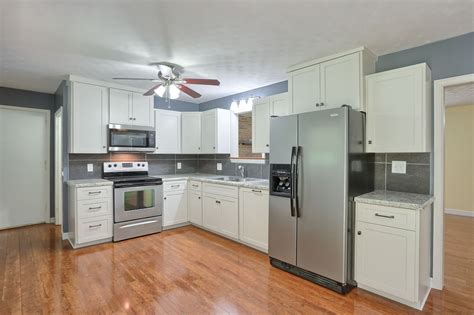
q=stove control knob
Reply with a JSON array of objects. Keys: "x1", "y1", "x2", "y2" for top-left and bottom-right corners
[
  {"x1": 108, "y1": 164, "x2": 112, "y2": 168},
  {"x1": 113, "y1": 164, "x2": 117, "y2": 167}
]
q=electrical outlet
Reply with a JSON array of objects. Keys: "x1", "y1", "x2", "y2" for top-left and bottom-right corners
[
  {"x1": 216, "y1": 163, "x2": 223, "y2": 171},
  {"x1": 177, "y1": 162, "x2": 182, "y2": 170},
  {"x1": 87, "y1": 163, "x2": 93, "y2": 172},
  {"x1": 391, "y1": 161, "x2": 407, "y2": 174}
]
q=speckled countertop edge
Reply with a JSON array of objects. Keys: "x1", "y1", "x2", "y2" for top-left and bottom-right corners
[
  {"x1": 155, "y1": 173, "x2": 269, "y2": 190},
  {"x1": 67, "y1": 179, "x2": 113, "y2": 188},
  {"x1": 355, "y1": 190, "x2": 435, "y2": 210}
]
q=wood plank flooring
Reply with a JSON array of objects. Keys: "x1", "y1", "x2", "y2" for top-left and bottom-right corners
[{"x1": 0, "y1": 214, "x2": 472, "y2": 314}]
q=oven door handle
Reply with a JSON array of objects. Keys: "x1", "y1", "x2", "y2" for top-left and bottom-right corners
[
  {"x1": 119, "y1": 220, "x2": 159, "y2": 229},
  {"x1": 114, "y1": 182, "x2": 163, "y2": 188}
]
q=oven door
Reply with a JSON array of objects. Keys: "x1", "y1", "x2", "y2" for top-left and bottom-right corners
[
  {"x1": 114, "y1": 184, "x2": 163, "y2": 223},
  {"x1": 109, "y1": 124, "x2": 155, "y2": 152}
]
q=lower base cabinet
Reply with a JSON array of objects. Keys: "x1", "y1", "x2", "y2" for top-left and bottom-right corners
[
  {"x1": 188, "y1": 190, "x2": 203, "y2": 226},
  {"x1": 163, "y1": 189, "x2": 188, "y2": 227},
  {"x1": 202, "y1": 193, "x2": 239, "y2": 239},
  {"x1": 239, "y1": 188, "x2": 269, "y2": 252}
]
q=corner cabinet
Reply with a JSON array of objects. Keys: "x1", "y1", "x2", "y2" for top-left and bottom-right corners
[
  {"x1": 69, "y1": 82, "x2": 109, "y2": 153},
  {"x1": 201, "y1": 109, "x2": 231, "y2": 154},
  {"x1": 288, "y1": 47, "x2": 376, "y2": 114},
  {"x1": 181, "y1": 112, "x2": 202, "y2": 154},
  {"x1": 239, "y1": 188, "x2": 269, "y2": 252},
  {"x1": 365, "y1": 63, "x2": 431, "y2": 153},
  {"x1": 154, "y1": 110, "x2": 181, "y2": 153},
  {"x1": 109, "y1": 88, "x2": 154, "y2": 127}
]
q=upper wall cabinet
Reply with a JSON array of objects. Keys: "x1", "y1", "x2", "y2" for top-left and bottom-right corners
[
  {"x1": 365, "y1": 63, "x2": 431, "y2": 153},
  {"x1": 181, "y1": 112, "x2": 202, "y2": 154},
  {"x1": 155, "y1": 110, "x2": 181, "y2": 153},
  {"x1": 201, "y1": 109, "x2": 231, "y2": 154},
  {"x1": 288, "y1": 47, "x2": 376, "y2": 114},
  {"x1": 109, "y1": 88, "x2": 154, "y2": 127},
  {"x1": 69, "y1": 82, "x2": 109, "y2": 153}
]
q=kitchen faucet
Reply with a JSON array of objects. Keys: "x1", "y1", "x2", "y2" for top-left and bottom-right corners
[{"x1": 238, "y1": 165, "x2": 245, "y2": 178}]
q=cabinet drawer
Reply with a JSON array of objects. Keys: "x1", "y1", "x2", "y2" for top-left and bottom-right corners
[
  {"x1": 189, "y1": 180, "x2": 202, "y2": 191},
  {"x1": 77, "y1": 216, "x2": 112, "y2": 244},
  {"x1": 77, "y1": 199, "x2": 111, "y2": 219},
  {"x1": 164, "y1": 180, "x2": 187, "y2": 192},
  {"x1": 77, "y1": 186, "x2": 111, "y2": 201},
  {"x1": 203, "y1": 183, "x2": 238, "y2": 198},
  {"x1": 356, "y1": 203, "x2": 416, "y2": 231}
]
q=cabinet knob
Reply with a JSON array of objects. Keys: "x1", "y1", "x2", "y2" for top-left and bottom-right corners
[
  {"x1": 315, "y1": 103, "x2": 320, "y2": 107},
  {"x1": 163, "y1": 197, "x2": 167, "y2": 200},
  {"x1": 215, "y1": 200, "x2": 221, "y2": 204},
  {"x1": 357, "y1": 231, "x2": 362, "y2": 235},
  {"x1": 266, "y1": 144, "x2": 269, "y2": 147},
  {"x1": 320, "y1": 102, "x2": 324, "y2": 106},
  {"x1": 213, "y1": 146, "x2": 215, "y2": 149},
  {"x1": 103, "y1": 146, "x2": 106, "y2": 149},
  {"x1": 198, "y1": 197, "x2": 201, "y2": 199},
  {"x1": 129, "y1": 117, "x2": 133, "y2": 120},
  {"x1": 156, "y1": 147, "x2": 159, "y2": 149},
  {"x1": 198, "y1": 147, "x2": 201, "y2": 150},
  {"x1": 368, "y1": 140, "x2": 372, "y2": 144}
]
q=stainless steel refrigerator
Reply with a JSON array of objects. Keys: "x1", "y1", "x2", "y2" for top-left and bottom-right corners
[{"x1": 268, "y1": 106, "x2": 373, "y2": 293}]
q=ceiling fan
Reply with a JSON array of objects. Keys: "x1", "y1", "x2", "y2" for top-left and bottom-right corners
[{"x1": 113, "y1": 62, "x2": 220, "y2": 99}]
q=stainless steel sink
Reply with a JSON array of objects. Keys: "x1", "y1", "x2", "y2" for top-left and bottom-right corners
[{"x1": 211, "y1": 176, "x2": 260, "y2": 182}]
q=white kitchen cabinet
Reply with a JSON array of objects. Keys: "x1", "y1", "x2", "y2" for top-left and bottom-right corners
[
  {"x1": 239, "y1": 188, "x2": 269, "y2": 252},
  {"x1": 355, "y1": 202, "x2": 432, "y2": 310},
  {"x1": 188, "y1": 182, "x2": 203, "y2": 226},
  {"x1": 154, "y1": 110, "x2": 181, "y2": 153},
  {"x1": 202, "y1": 194, "x2": 221, "y2": 232},
  {"x1": 288, "y1": 47, "x2": 376, "y2": 114},
  {"x1": 163, "y1": 181, "x2": 188, "y2": 228},
  {"x1": 109, "y1": 88, "x2": 154, "y2": 127},
  {"x1": 218, "y1": 196, "x2": 239, "y2": 239},
  {"x1": 181, "y1": 112, "x2": 202, "y2": 154},
  {"x1": 270, "y1": 92, "x2": 290, "y2": 116},
  {"x1": 201, "y1": 109, "x2": 231, "y2": 154},
  {"x1": 69, "y1": 82, "x2": 109, "y2": 153},
  {"x1": 365, "y1": 63, "x2": 431, "y2": 153}
]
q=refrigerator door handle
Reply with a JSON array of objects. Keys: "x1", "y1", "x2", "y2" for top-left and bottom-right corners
[
  {"x1": 290, "y1": 146, "x2": 296, "y2": 217},
  {"x1": 295, "y1": 146, "x2": 302, "y2": 217}
]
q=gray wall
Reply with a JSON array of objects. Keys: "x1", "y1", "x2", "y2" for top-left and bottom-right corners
[
  {"x1": 0, "y1": 87, "x2": 56, "y2": 218},
  {"x1": 154, "y1": 97, "x2": 199, "y2": 112}
]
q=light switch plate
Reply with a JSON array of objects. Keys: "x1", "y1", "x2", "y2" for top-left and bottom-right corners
[
  {"x1": 177, "y1": 162, "x2": 182, "y2": 170},
  {"x1": 216, "y1": 163, "x2": 222, "y2": 171},
  {"x1": 87, "y1": 163, "x2": 93, "y2": 172},
  {"x1": 391, "y1": 161, "x2": 407, "y2": 174}
]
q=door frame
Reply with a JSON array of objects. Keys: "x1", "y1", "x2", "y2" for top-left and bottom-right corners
[
  {"x1": 432, "y1": 73, "x2": 474, "y2": 290},
  {"x1": 54, "y1": 107, "x2": 63, "y2": 227},
  {"x1": 0, "y1": 105, "x2": 50, "y2": 226}
]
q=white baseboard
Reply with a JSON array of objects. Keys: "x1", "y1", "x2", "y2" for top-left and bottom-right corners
[
  {"x1": 50, "y1": 217, "x2": 55, "y2": 224},
  {"x1": 445, "y1": 208, "x2": 474, "y2": 217},
  {"x1": 62, "y1": 232, "x2": 69, "y2": 240}
]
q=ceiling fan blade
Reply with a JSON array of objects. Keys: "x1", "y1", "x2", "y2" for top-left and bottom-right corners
[
  {"x1": 182, "y1": 78, "x2": 220, "y2": 86},
  {"x1": 113, "y1": 77, "x2": 157, "y2": 81},
  {"x1": 143, "y1": 83, "x2": 163, "y2": 96},
  {"x1": 177, "y1": 84, "x2": 201, "y2": 98}
]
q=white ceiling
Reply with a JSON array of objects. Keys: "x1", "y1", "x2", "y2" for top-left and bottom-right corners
[
  {"x1": 1, "y1": 0, "x2": 473, "y2": 104},
  {"x1": 445, "y1": 82, "x2": 474, "y2": 107}
]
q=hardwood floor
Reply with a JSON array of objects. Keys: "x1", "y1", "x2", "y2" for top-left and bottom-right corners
[{"x1": 0, "y1": 216, "x2": 472, "y2": 314}]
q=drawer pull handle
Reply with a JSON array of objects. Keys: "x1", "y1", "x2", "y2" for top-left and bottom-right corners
[
  {"x1": 252, "y1": 189, "x2": 262, "y2": 193},
  {"x1": 89, "y1": 206, "x2": 102, "y2": 211},
  {"x1": 89, "y1": 224, "x2": 102, "y2": 228},
  {"x1": 192, "y1": 184, "x2": 199, "y2": 187},
  {"x1": 375, "y1": 213, "x2": 395, "y2": 219},
  {"x1": 171, "y1": 185, "x2": 180, "y2": 188},
  {"x1": 88, "y1": 191, "x2": 102, "y2": 195},
  {"x1": 215, "y1": 200, "x2": 221, "y2": 204},
  {"x1": 120, "y1": 220, "x2": 158, "y2": 229}
]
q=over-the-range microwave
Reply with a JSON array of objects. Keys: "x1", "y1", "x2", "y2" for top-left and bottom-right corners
[{"x1": 108, "y1": 124, "x2": 155, "y2": 152}]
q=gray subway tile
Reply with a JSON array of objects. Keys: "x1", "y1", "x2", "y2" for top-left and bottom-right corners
[
  {"x1": 199, "y1": 154, "x2": 216, "y2": 160},
  {"x1": 110, "y1": 153, "x2": 146, "y2": 162},
  {"x1": 198, "y1": 160, "x2": 217, "y2": 174},
  {"x1": 215, "y1": 154, "x2": 231, "y2": 159},
  {"x1": 68, "y1": 161, "x2": 102, "y2": 180},
  {"x1": 245, "y1": 164, "x2": 263, "y2": 179},
  {"x1": 386, "y1": 164, "x2": 430, "y2": 195},
  {"x1": 176, "y1": 159, "x2": 198, "y2": 174},
  {"x1": 146, "y1": 154, "x2": 175, "y2": 160},
  {"x1": 216, "y1": 159, "x2": 235, "y2": 176},
  {"x1": 69, "y1": 154, "x2": 110, "y2": 161},
  {"x1": 374, "y1": 163, "x2": 386, "y2": 190},
  {"x1": 374, "y1": 153, "x2": 386, "y2": 163},
  {"x1": 176, "y1": 154, "x2": 198, "y2": 160},
  {"x1": 262, "y1": 164, "x2": 270, "y2": 179},
  {"x1": 387, "y1": 153, "x2": 430, "y2": 164},
  {"x1": 148, "y1": 160, "x2": 175, "y2": 175}
]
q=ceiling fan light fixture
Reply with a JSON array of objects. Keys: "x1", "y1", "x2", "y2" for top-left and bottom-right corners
[
  {"x1": 230, "y1": 100, "x2": 238, "y2": 112},
  {"x1": 169, "y1": 84, "x2": 180, "y2": 99},
  {"x1": 155, "y1": 85, "x2": 166, "y2": 97}
]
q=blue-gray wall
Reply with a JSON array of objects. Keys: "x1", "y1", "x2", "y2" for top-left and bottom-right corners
[
  {"x1": 154, "y1": 97, "x2": 199, "y2": 112},
  {"x1": 0, "y1": 87, "x2": 56, "y2": 218},
  {"x1": 199, "y1": 81, "x2": 288, "y2": 111}
]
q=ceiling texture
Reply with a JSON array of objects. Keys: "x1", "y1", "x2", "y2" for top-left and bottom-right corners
[
  {"x1": 445, "y1": 83, "x2": 474, "y2": 107},
  {"x1": 0, "y1": 0, "x2": 473, "y2": 103}
]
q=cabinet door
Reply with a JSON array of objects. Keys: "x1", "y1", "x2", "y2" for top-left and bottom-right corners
[
  {"x1": 201, "y1": 111, "x2": 216, "y2": 153},
  {"x1": 366, "y1": 64, "x2": 427, "y2": 152},
  {"x1": 132, "y1": 92, "x2": 154, "y2": 127},
  {"x1": 239, "y1": 188, "x2": 269, "y2": 251},
  {"x1": 320, "y1": 53, "x2": 360, "y2": 110},
  {"x1": 289, "y1": 64, "x2": 321, "y2": 114},
  {"x1": 181, "y1": 113, "x2": 202, "y2": 154},
  {"x1": 109, "y1": 89, "x2": 132, "y2": 125},
  {"x1": 202, "y1": 195, "x2": 220, "y2": 232},
  {"x1": 355, "y1": 221, "x2": 416, "y2": 302},
  {"x1": 188, "y1": 190, "x2": 202, "y2": 226},
  {"x1": 219, "y1": 197, "x2": 239, "y2": 239},
  {"x1": 155, "y1": 110, "x2": 181, "y2": 153},
  {"x1": 252, "y1": 99, "x2": 270, "y2": 153},
  {"x1": 270, "y1": 93, "x2": 289, "y2": 116},
  {"x1": 71, "y1": 82, "x2": 108, "y2": 153},
  {"x1": 163, "y1": 191, "x2": 188, "y2": 227}
]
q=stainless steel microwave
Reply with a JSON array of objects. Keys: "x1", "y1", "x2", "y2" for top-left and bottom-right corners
[{"x1": 108, "y1": 124, "x2": 156, "y2": 152}]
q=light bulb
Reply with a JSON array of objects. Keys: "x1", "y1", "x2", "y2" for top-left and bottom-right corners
[
  {"x1": 230, "y1": 100, "x2": 238, "y2": 112},
  {"x1": 239, "y1": 99, "x2": 247, "y2": 108},
  {"x1": 247, "y1": 97, "x2": 253, "y2": 107},
  {"x1": 169, "y1": 84, "x2": 180, "y2": 99},
  {"x1": 155, "y1": 85, "x2": 166, "y2": 97}
]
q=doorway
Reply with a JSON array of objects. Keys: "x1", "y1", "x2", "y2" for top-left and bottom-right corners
[
  {"x1": 55, "y1": 107, "x2": 63, "y2": 227},
  {"x1": 0, "y1": 105, "x2": 50, "y2": 229}
]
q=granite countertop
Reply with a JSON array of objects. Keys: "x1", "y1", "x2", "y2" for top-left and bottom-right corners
[
  {"x1": 155, "y1": 173, "x2": 269, "y2": 190},
  {"x1": 67, "y1": 179, "x2": 113, "y2": 188},
  {"x1": 355, "y1": 190, "x2": 435, "y2": 210}
]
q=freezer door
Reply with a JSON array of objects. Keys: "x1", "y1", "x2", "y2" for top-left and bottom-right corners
[
  {"x1": 296, "y1": 107, "x2": 349, "y2": 284},
  {"x1": 269, "y1": 115, "x2": 297, "y2": 164}
]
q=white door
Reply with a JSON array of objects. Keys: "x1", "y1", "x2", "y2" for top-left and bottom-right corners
[
  {"x1": 201, "y1": 111, "x2": 216, "y2": 153},
  {"x1": 70, "y1": 82, "x2": 108, "y2": 153},
  {"x1": 155, "y1": 110, "x2": 181, "y2": 153},
  {"x1": 0, "y1": 107, "x2": 49, "y2": 229},
  {"x1": 163, "y1": 191, "x2": 188, "y2": 227},
  {"x1": 181, "y1": 113, "x2": 202, "y2": 154},
  {"x1": 355, "y1": 221, "x2": 416, "y2": 302},
  {"x1": 188, "y1": 190, "x2": 202, "y2": 226},
  {"x1": 109, "y1": 88, "x2": 132, "y2": 125},
  {"x1": 270, "y1": 93, "x2": 290, "y2": 116},
  {"x1": 202, "y1": 194, "x2": 220, "y2": 232},
  {"x1": 132, "y1": 93, "x2": 153, "y2": 127},
  {"x1": 252, "y1": 99, "x2": 270, "y2": 153},
  {"x1": 218, "y1": 197, "x2": 239, "y2": 239},
  {"x1": 320, "y1": 52, "x2": 360, "y2": 110},
  {"x1": 239, "y1": 188, "x2": 269, "y2": 251},
  {"x1": 289, "y1": 64, "x2": 321, "y2": 114}
]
